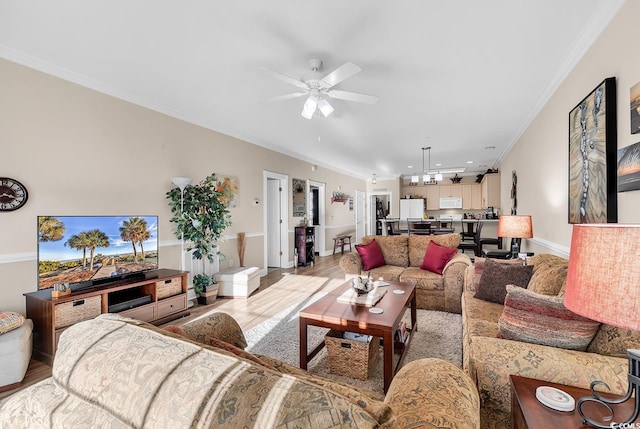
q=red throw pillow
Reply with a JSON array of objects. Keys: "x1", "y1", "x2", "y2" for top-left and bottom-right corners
[
  {"x1": 355, "y1": 239, "x2": 385, "y2": 271},
  {"x1": 420, "y1": 241, "x2": 457, "y2": 274}
]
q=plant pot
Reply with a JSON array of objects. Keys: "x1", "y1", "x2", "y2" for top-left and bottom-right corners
[{"x1": 197, "y1": 283, "x2": 219, "y2": 305}]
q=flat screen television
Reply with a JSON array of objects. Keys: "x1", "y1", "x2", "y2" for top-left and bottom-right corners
[{"x1": 37, "y1": 215, "x2": 159, "y2": 290}]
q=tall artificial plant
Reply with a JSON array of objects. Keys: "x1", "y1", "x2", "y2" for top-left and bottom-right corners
[{"x1": 166, "y1": 173, "x2": 235, "y2": 275}]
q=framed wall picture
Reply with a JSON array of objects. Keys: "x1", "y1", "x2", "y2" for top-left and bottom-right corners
[
  {"x1": 568, "y1": 77, "x2": 617, "y2": 224},
  {"x1": 292, "y1": 178, "x2": 306, "y2": 217},
  {"x1": 618, "y1": 142, "x2": 640, "y2": 192},
  {"x1": 631, "y1": 81, "x2": 640, "y2": 134}
]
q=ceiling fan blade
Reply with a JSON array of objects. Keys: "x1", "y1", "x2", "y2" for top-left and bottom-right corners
[
  {"x1": 326, "y1": 89, "x2": 378, "y2": 104},
  {"x1": 266, "y1": 92, "x2": 308, "y2": 102},
  {"x1": 319, "y1": 62, "x2": 361, "y2": 89},
  {"x1": 260, "y1": 67, "x2": 309, "y2": 90}
]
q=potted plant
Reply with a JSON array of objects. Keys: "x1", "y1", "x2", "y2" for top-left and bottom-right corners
[
  {"x1": 167, "y1": 173, "x2": 235, "y2": 304},
  {"x1": 192, "y1": 273, "x2": 218, "y2": 305}
]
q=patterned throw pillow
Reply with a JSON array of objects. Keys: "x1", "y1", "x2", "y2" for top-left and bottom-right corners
[
  {"x1": 587, "y1": 324, "x2": 640, "y2": 358},
  {"x1": 527, "y1": 254, "x2": 568, "y2": 296},
  {"x1": 164, "y1": 325, "x2": 276, "y2": 369},
  {"x1": 420, "y1": 241, "x2": 457, "y2": 274},
  {"x1": 474, "y1": 259, "x2": 533, "y2": 304},
  {"x1": 498, "y1": 285, "x2": 600, "y2": 351},
  {"x1": 0, "y1": 311, "x2": 25, "y2": 335},
  {"x1": 355, "y1": 239, "x2": 386, "y2": 271}
]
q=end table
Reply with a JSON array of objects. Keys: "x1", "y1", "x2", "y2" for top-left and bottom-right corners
[{"x1": 510, "y1": 375, "x2": 639, "y2": 429}]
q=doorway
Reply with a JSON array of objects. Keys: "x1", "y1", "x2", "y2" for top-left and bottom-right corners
[
  {"x1": 264, "y1": 171, "x2": 289, "y2": 268},
  {"x1": 356, "y1": 189, "x2": 366, "y2": 243},
  {"x1": 308, "y1": 180, "x2": 326, "y2": 255},
  {"x1": 368, "y1": 192, "x2": 392, "y2": 235}
]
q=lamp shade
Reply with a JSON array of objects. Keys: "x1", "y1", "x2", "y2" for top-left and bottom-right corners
[
  {"x1": 564, "y1": 224, "x2": 640, "y2": 331},
  {"x1": 171, "y1": 177, "x2": 192, "y2": 191},
  {"x1": 497, "y1": 215, "x2": 533, "y2": 238}
]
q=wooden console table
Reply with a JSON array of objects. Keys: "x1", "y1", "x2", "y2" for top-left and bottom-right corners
[{"x1": 24, "y1": 269, "x2": 189, "y2": 365}]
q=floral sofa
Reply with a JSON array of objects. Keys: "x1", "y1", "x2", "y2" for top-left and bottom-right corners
[
  {"x1": 339, "y1": 234, "x2": 472, "y2": 313},
  {"x1": 463, "y1": 255, "x2": 640, "y2": 429},
  {"x1": 0, "y1": 313, "x2": 480, "y2": 428}
]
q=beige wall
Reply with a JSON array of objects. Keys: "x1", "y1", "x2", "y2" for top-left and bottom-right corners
[
  {"x1": 0, "y1": 58, "x2": 364, "y2": 314},
  {"x1": 500, "y1": 0, "x2": 640, "y2": 257}
]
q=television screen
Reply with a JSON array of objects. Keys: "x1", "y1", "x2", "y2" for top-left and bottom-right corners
[{"x1": 37, "y1": 215, "x2": 159, "y2": 290}]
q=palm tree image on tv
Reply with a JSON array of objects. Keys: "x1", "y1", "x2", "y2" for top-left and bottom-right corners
[{"x1": 37, "y1": 216, "x2": 158, "y2": 290}]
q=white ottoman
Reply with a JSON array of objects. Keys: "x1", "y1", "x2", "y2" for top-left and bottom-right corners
[
  {"x1": 214, "y1": 267, "x2": 260, "y2": 298},
  {"x1": 0, "y1": 319, "x2": 33, "y2": 391}
]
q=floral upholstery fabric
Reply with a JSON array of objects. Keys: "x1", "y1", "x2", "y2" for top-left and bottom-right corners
[
  {"x1": 178, "y1": 310, "x2": 247, "y2": 349},
  {"x1": 362, "y1": 235, "x2": 409, "y2": 267},
  {"x1": 526, "y1": 254, "x2": 568, "y2": 296},
  {"x1": 587, "y1": 323, "x2": 640, "y2": 357},
  {"x1": 254, "y1": 353, "x2": 393, "y2": 423},
  {"x1": 0, "y1": 314, "x2": 380, "y2": 428},
  {"x1": 470, "y1": 337, "x2": 627, "y2": 429},
  {"x1": 340, "y1": 234, "x2": 471, "y2": 314},
  {"x1": 407, "y1": 233, "x2": 460, "y2": 267},
  {"x1": 461, "y1": 256, "x2": 639, "y2": 429},
  {"x1": 384, "y1": 358, "x2": 480, "y2": 429},
  {"x1": 0, "y1": 313, "x2": 480, "y2": 429},
  {"x1": 368, "y1": 264, "x2": 405, "y2": 282},
  {"x1": 164, "y1": 323, "x2": 276, "y2": 370}
]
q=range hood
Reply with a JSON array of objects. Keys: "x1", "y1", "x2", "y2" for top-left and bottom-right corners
[{"x1": 439, "y1": 197, "x2": 463, "y2": 209}]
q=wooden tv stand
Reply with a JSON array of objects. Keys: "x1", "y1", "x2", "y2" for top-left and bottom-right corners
[{"x1": 24, "y1": 269, "x2": 189, "y2": 365}]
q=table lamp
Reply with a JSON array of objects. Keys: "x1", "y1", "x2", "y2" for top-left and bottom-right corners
[
  {"x1": 496, "y1": 215, "x2": 533, "y2": 258},
  {"x1": 564, "y1": 224, "x2": 640, "y2": 428}
]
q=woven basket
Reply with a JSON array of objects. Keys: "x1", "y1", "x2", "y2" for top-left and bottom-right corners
[
  {"x1": 325, "y1": 330, "x2": 379, "y2": 380},
  {"x1": 156, "y1": 277, "x2": 182, "y2": 299},
  {"x1": 54, "y1": 295, "x2": 102, "y2": 329}
]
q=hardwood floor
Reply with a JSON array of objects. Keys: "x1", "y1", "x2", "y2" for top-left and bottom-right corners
[{"x1": 0, "y1": 253, "x2": 345, "y2": 401}]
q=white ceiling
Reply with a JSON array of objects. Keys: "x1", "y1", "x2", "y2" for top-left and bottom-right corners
[{"x1": 0, "y1": 1, "x2": 625, "y2": 181}]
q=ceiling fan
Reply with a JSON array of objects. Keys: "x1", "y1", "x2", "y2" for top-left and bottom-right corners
[{"x1": 261, "y1": 59, "x2": 378, "y2": 119}]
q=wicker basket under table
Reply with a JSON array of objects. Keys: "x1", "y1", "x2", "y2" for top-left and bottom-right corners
[{"x1": 325, "y1": 329, "x2": 379, "y2": 380}]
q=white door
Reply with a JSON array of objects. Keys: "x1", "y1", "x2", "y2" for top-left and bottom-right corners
[
  {"x1": 356, "y1": 190, "x2": 365, "y2": 243},
  {"x1": 267, "y1": 178, "x2": 281, "y2": 267}
]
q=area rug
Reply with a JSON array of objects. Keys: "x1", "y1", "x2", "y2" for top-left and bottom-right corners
[{"x1": 245, "y1": 298, "x2": 462, "y2": 394}]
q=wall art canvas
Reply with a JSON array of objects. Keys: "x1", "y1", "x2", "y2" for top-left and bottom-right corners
[
  {"x1": 221, "y1": 176, "x2": 239, "y2": 207},
  {"x1": 568, "y1": 77, "x2": 617, "y2": 224},
  {"x1": 631, "y1": 81, "x2": 640, "y2": 134},
  {"x1": 618, "y1": 142, "x2": 640, "y2": 192}
]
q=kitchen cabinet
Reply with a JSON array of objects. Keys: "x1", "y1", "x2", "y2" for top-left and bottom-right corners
[
  {"x1": 425, "y1": 186, "x2": 440, "y2": 210},
  {"x1": 401, "y1": 180, "x2": 482, "y2": 210},
  {"x1": 439, "y1": 185, "x2": 463, "y2": 198},
  {"x1": 462, "y1": 184, "x2": 482, "y2": 210},
  {"x1": 481, "y1": 174, "x2": 501, "y2": 209}
]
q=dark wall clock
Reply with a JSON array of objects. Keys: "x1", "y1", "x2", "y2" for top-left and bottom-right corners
[{"x1": 0, "y1": 177, "x2": 29, "y2": 211}]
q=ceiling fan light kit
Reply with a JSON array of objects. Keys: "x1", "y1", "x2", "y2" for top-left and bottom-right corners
[
  {"x1": 301, "y1": 95, "x2": 318, "y2": 119},
  {"x1": 264, "y1": 59, "x2": 378, "y2": 120},
  {"x1": 317, "y1": 98, "x2": 334, "y2": 117}
]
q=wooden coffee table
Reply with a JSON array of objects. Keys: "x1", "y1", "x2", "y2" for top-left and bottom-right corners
[
  {"x1": 510, "y1": 375, "x2": 639, "y2": 428},
  {"x1": 299, "y1": 280, "x2": 416, "y2": 393}
]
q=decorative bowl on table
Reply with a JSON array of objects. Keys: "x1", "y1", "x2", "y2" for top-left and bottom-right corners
[{"x1": 351, "y1": 277, "x2": 373, "y2": 296}]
